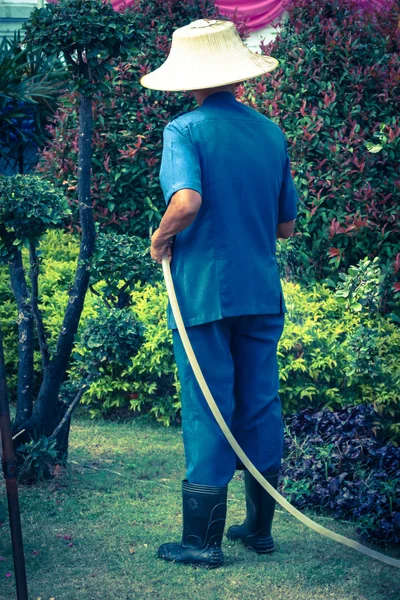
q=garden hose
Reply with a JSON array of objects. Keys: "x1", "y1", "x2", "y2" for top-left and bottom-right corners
[{"x1": 162, "y1": 255, "x2": 400, "y2": 569}]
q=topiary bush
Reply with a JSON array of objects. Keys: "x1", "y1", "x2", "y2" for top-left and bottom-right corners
[
  {"x1": 282, "y1": 403, "x2": 400, "y2": 545},
  {"x1": 70, "y1": 281, "x2": 180, "y2": 426},
  {"x1": 243, "y1": 0, "x2": 400, "y2": 310},
  {"x1": 89, "y1": 229, "x2": 162, "y2": 308}
]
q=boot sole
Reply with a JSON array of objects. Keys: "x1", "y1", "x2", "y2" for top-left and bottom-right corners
[
  {"x1": 227, "y1": 531, "x2": 275, "y2": 554},
  {"x1": 158, "y1": 546, "x2": 224, "y2": 568},
  {"x1": 159, "y1": 556, "x2": 224, "y2": 568}
]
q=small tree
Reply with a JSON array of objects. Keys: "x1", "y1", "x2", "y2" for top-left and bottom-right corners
[
  {"x1": 3, "y1": 0, "x2": 136, "y2": 463},
  {"x1": 0, "y1": 175, "x2": 69, "y2": 429}
]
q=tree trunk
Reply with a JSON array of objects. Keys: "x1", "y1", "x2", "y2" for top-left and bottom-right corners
[
  {"x1": 7, "y1": 245, "x2": 35, "y2": 430},
  {"x1": 29, "y1": 241, "x2": 50, "y2": 370},
  {"x1": 13, "y1": 93, "x2": 96, "y2": 448}
]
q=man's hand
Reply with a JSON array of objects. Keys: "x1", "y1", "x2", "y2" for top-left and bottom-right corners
[
  {"x1": 151, "y1": 228, "x2": 172, "y2": 264},
  {"x1": 276, "y1": 219, "x2": 296, "y2": 239}
]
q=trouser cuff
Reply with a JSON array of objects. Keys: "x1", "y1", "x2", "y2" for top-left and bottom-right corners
[{"x1": 182, "y1": 480, "x2": 227, "y2": 494}]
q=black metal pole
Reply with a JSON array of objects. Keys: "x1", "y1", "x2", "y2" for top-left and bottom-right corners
[{"x1": 0, "y1": 325, "x2": 28, "y2": 600}]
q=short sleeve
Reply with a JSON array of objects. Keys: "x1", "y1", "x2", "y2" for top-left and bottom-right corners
[
  {"x1": 278, "y1": 140, "x2": 299, "y2": 224},
  {"x1": 159, "y1": 122, "x2": 202, "y2": 206}
]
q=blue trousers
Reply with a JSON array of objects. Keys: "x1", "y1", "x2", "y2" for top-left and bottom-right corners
[{"x1": 172, "y1": 313, "x2": 285, "y2": 486}]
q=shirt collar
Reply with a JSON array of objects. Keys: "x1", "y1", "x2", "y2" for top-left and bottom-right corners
[{"x1": 201, "y1": 91, "x2": 238, "y2": 106}]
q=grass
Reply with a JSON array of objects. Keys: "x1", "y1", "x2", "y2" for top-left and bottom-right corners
[{"x1": 1, "y1": 414, "x2": 400, "y2": 600}]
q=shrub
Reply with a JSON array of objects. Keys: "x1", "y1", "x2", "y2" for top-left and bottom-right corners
[
  {"x1": 282, "y1": 403, "x2": 400, "y2": 545},
  {"x1": 2, "y1": 231, "x2": 398, "y2": 435},
  {"x1": 65, "y1": 303, "x2": 144, "y2": 417},
  {"x1": 17, "y1": 435, "x2": 58, "y2": 483},
  {"x1": 89, "y1": 229, "x2": 162, "y2": 308},
  {"x1": 281, "y1": 274, "x2": 400, "y2": 441},
  {"x1": 76, "y1": 276, "x2": 400, "y2": 437},
  {"x1": 74, "y1": 282, "x2": 180, "y2": 426},
  {"x1": 334, "y1": 256, "x2": 385, "y2": 314},
  {"x1": 0, "y1": 174, "x2": 68, "y2": 252},
  {"x1": 243, "y1": 0, "x2": 400, "y2": 309}
]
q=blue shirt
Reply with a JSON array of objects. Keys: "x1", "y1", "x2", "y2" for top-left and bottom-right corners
[{"x1": 159, "y1": 91, "x2": 299, "y2": 330}]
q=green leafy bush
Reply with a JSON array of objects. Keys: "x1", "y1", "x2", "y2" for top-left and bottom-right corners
[
  {"x1": 65, "y1": 303, "x2": 144, "y2": 416},
  {"x1": 2, "y1": 230, "x2": 398, "y2": 437},
  {"x1": 334, "y1": 256, "x2": 385, "y2": 313},
  {"x1": 72, "y1": 282, "x2": 180, "y2": 427},
  {"x1": 77, "y1": 275, "x2": 400, "y2": 438},
  {"x1": 281, "y1": 278, "x2": 400, "y2": 441}
]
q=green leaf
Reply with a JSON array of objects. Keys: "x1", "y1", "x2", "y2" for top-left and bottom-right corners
[{"x1": 366, "y1": 143, "x2": 382, "y2": 153}]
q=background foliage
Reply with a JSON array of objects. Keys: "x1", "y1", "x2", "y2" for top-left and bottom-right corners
[
  {"x1": 34, "y1": 0, "x2": 400, "y2": 311},
  {"x1": 1, "y1": 231, "x2": 399, "y2": 438},
  {"x1": 254, "y1": 0, "x2": 400, "y2": 310}
]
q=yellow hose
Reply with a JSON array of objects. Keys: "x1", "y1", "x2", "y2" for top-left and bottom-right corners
[{"x1": 162, "y1": 256, "x2": 400, "y2": 569}]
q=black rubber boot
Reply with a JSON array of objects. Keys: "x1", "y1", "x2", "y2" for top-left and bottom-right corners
[
  {"x1": 158, "y1": 480, "x2": 228, "y2": 568},
  {"x1": 227, "y1": 471, "x2": 279, "y2": 554}
]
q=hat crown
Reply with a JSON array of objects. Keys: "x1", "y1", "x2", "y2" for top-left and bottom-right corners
[
  {"x1": 187, "y1": 19, "x2": 219, "y2": 29},
  {"x1": 140, "y1": 19, "x2": 278, "y2": 92},
  {"x1": 173, "y1": 19, "x2": 231, "y2": 39}
]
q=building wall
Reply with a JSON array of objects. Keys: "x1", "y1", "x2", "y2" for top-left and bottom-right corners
[{"x1": 0, "y1": 1, "x2": 41, "y2": 41}]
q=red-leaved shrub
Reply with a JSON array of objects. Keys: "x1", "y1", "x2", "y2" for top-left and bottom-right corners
[{"x1": 243, "y1": 0, "x2": 400, "y2": 310}]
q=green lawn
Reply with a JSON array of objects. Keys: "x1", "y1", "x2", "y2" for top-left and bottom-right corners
[{"x1": 1, "y1": 415, "x2": 399, "y2": 600}]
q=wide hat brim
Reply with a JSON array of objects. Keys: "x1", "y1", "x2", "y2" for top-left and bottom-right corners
[{"x1": 140, "y1": 19, "x2": 279, "y2": 92}]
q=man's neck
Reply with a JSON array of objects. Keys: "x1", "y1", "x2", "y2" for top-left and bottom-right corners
[{"x1": 192, "y1": 84, "x2": 236, "y2": 106}]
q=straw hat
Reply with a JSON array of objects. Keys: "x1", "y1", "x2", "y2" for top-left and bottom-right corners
[{"x1": 140, "y1": 19, "x2": 279, "y2": 92}]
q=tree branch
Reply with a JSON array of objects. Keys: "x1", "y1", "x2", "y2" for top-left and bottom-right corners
[
  {"x1": 63, "y1": 51, "x2": 78, "y2": 69},
  {"x1": 89, "y1": 283, "x2": 113, "y2": 309},
  {"x1": 49, "y1": 377, "x2": 92, "y2": 442},
  {"x1": 28, "y1": 93, "x2": 96, "y2": 433},
  {"x1": 29, "y1": 240, "x2": 50, "y2": 370}
]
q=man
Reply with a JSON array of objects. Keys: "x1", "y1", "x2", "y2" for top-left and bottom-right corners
[{"x1": 141, "y1": 19, "x2": 298, "y2": 568}]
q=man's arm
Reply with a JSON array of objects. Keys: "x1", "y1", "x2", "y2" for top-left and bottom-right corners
[
  {"x1": 276, "y1": 219, "x2": 296, "y2": 239},
  {"x1": 150, "y1": 189, "x2": 202, "y2": 263}
]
